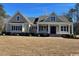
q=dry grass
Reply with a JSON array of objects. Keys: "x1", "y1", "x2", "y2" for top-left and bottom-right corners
[{"x1": 0, "y1": 36, "x2": 79, "y2": 56}]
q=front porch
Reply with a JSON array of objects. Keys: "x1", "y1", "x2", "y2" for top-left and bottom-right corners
[{"x1": 37, "y1": 23, "x2": 73, "y2": 35}]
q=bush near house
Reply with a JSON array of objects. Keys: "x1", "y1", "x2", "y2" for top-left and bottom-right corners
[
  {"x1": 61, "y1": 34, "x2": 78, "y2": 39},
  {"x1": 37, "y1": 33, "x2": 49, "y2": 37}
]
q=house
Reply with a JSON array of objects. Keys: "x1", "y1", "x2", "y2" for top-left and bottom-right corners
[
  {"x1": 35, "y1": 12, "x2": 73, "y2": 36},
  {"x1": 2, "y1": 12, "x2": 73, "y2": 36},
  {"x1": 4, "y1": 12, "x2": 33, "y2": 35}
]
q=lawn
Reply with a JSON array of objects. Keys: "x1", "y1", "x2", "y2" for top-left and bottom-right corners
[{"x1": 0, "y1": 36, "x2": 79, "y2": 56}]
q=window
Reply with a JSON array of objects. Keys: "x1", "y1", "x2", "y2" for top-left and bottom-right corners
[
  {"x1": 61, "y1": 26, "x2": 68, "y2": 32},
  {"x1": 19, "y1": 26, "x2": 22, "y2": 30},
  {"x1": 64, "y1": 26, "x2": 66, "y2": 31},
  {"x1": 16, "y1": 16, "x2": 20, "y2": 21},
  {"x1": 39, "y1": 25, "x2": 48, "y2": 32},
  {"x1": 11, "y1": 26, "x2": 22, "y2": 31},
  {"x1": 14, "y1": 26, "x2": 15, "y2": 30},
  {"x1": 12, "y1": 26, "x2": 13, "y2": 30},
  {"x1": 61, "y1": 26, "x2": 63, "y2": 31},
  {"x1": 16, "y1": 26, "x2": 17, "y2": 30},
  {"x1": 50, "y1": 17, "x2": 55, "y2": 22}
]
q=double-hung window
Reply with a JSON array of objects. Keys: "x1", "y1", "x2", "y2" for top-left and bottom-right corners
[
  {"x1": 50, "y1": 16, "x2": 55, "y2": 22},
  {"x1": 11, "y1": 26, "x2": 22, "y2": 31},
  {"x1": 16, "y1": 15, "x2": 20, "y2": 21},
  {"x1": 61, "y1": 26, "x2": 68, "y2": 32}
]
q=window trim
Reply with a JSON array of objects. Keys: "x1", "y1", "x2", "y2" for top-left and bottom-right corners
[
  {"x1": 16, "y1": 15, "x2": 20, "y2": 21},
  {"x1": 11, "y1": 25, "x2": 22, "y2": 31},
  {"x1": 50, "y1": 16, "x2": 56, "y2": 22},
  {"x1": 61, "y1": 26, "x2": 68, "y2": 32}
]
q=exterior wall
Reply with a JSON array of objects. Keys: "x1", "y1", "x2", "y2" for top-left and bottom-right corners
[
  {"x1": 57, "y1": 24, "x2": 70, "y2": 34},
  {"x1": 5, "y1": 22, "x2": 73, "y2": 35},
  {"x1": 5, "y1": 23, "x2": 29, "y2": 33},
  {"x1": 5, "y1": 12, "x2": 32, "y2": 34}
]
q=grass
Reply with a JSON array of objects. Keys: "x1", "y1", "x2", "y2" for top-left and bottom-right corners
[{"x1": 0, "y1": 36, "x2": 79, "y2": 56}]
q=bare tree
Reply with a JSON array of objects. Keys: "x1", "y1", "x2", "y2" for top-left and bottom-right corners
[{"x1": 0, "y1": 4, "x2": 6, "y2": 33}]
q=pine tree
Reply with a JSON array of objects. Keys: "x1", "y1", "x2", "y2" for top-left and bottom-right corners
[
  {"x1": 75, "y1": 3, "x2": 79, "y2": 22},
  {"x1": 69, "y1": 8, "x2": 76, "y2": 22}
]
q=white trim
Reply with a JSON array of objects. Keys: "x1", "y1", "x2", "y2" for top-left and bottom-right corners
[
  {"x1": 38, "y1": 22, "x2": 73, "y2": 25},
  {"x1": 58, "y1": 25, "x2": 61, "y2": 34},
  {"x1": 9, "y1": 23, "x2": 27, "y2": 25},
  {"x1": 72, "y1": 24, "x2": 73, "y2": 34},
  {"x1": 68, "y1": 25, "x2": 70, "y2": 34}
]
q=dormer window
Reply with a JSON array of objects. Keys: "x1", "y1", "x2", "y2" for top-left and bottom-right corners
[
  {"x1": 50, "y1": 16, "x2": 55, "y2": 22},
  {"x1": 16, "y1": 16, "x2": 20, "y2": 21}
]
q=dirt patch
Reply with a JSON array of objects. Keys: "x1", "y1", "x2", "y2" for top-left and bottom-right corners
[{"x1": 0, "y1": 36, "x2": 78, "y2": 56}]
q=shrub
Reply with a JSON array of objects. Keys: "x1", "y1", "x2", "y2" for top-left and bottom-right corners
[{"x1": 61, "y1": 34, "x2": 76, "y2": 39}]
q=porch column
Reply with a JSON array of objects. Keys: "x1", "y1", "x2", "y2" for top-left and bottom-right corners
[
  {"x1": 68, "y1": 25, "x2": 70, "y2": 34},
  {"x1": 28, "y1": 24, "x2": 31, "y2": 32},
  {"x1": 59, "y1": 25, "x2": 61, "y2": 34},
  {"x1": 48, "y1": 24, "x2": 50, "y2": 34},
  {"x1": 72, "y1": 24, "x2": 73, "y2": 34},
  {"x1": 37, "y1": 24, "x2": 39, "y2": 33}
]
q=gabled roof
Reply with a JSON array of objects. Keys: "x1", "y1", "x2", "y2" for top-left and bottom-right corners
[
  {"x1": 58, "y1": 16, "x2": 70, "y2": 22},
  {"x1": 7, "y1": 11, "x2": 33, "y2": 24},
  {"x1": 28, "y1": 17, "x2": 35, "y2": 23},
  {"x1": 37, "y1": 12, "x2": 71, "y2": 23},
  {"x1": 38, "y1": 15, "x2": 48, "y2": 22}
]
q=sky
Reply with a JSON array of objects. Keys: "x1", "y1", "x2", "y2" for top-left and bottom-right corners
[{"x1": 2, "y1": 3, "x2": 76, "y2": 17}]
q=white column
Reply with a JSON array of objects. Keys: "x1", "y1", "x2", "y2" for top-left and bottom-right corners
[
  {"x1": 68, "y1": 25, "x2": 70, "y2": 34},
  {"x1": 48, "y1": 24, "x2": 50, "y2": 34},
  {"x1": 28, "y1": 24, "x2": 31, "y2": 32},
  {"x1": 72, "y1": 24, "x2": 73, "y2": 34},
  {"x1": 37, "y1": 24, "x2": 39, "y2": 33},
  {"x1": 59, "y1": 25, "x2": 61, "y2": 34}
]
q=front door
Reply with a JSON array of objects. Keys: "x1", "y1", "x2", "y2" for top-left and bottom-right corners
[{"x1": 50, "y1": 26, "x2": 56, "y2": 34}]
